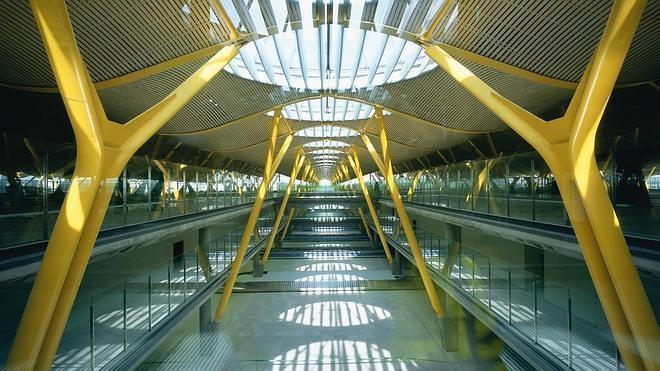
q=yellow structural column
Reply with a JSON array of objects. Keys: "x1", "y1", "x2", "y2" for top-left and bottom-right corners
[
  {"x1": 346, "y1": 152, "x2": 393, "y2": 263},
  {"x1": 215, "y1": 109, "x2": 286, "y2": 321},
  {"x1": 339, "y1": 162, "x2": 374, "y2": 244},
  {"x1": 395, "y1": 171, "x2": 422, "y2": 239},
  {"x1": 261, "y1": 149, "x2": 305, "y2": 264},
  {"x1": 421, "y1": 0, "x2": 655, "y2": 368},
  {"x1": 9, "y1": 0, "x2": 240, "y2": 369},
  {"x1": 362, "y1": 109, "x2": 444, "y2": 318}
]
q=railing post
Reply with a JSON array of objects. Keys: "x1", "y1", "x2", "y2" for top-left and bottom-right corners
[
  {"x1": 148, "y1": 271, "x2": 152, "y2": 330},
  {"x1": 533, "y1": 281, "x2": 538, "y2": 344},
  {"x1": 122, "y1": 167, "x2": 128, "y2": 224},
  {"x1": 183, "y1": 255, "x2": 187, "y2": 300},
  {"x1": 458, "y1": 251, "x2": 462, "y2": 288},
  {"x1": 507, "y1": 266, "x2": 512, "y2": 324},
  {"x1": 167, "y1": 264, "x2": 171, "y2": 314},
  {"x1": 42, "y1": 152, "x2": 49, "y2": 240},
  {"x1": 530, "y1": 155, "x2": 536, "y2": 221},
  {"x1": 472, "y1": 254, "x2": 476, "y2": 297},
  {"x1": 567, "y1": 291, "x2": 573, "y2": 368},
  {"x1": 147, "y1": 160, "x2": 152, "y2": 221},
  {"x1": 488, "y1": 257, "x2": 492, "y2": 309},
  {"x1": 505, "y1": 162, "x2": 510, "y2": 217},
  {"x1": 89, "y1": 297, "x2": 94, "y2": 369},
  {"x1": 123, "y1": 282, "x2": 127, "y2": 350}
]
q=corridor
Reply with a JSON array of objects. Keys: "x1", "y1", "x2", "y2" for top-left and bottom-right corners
[{"x1": 140, "y1": 255, "x2": 497, "y2": 370}]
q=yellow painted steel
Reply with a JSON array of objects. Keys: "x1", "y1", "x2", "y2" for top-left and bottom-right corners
[
  {"x1": 395, "y1": 171, "x2": 422, "y2": 239},
  {"x1": 420, "y1": 0, "x2": 455, "y2": 41},
  {"x1": 215, "y1": 110, "x2": 284, "y2": 322},
  {"x1": 210, "y1": 0, "x2": 240, "y2": 41},
  {"x1": 362, "y1": 108, "x2": 444, "y2": 318},
  {"x1": 267, "y1": 135, "x2": 294, "y2": 180},
  {"x1": 198, "y1": 245, "x2": 213, "y2": 281},
  {"x1": 7, "y1": 1, "x2": 239, "y2": 369},
  {"x1": 407, "y1": 171, "x2": 423, "y2": 201},
  {"x1": 283, "y1": 163, "x2": 312, "y2": 235},
  {"x1": 261, "y1": 150, "x2": 306, "y2": 264},
  {"x1": 346, "y1": 152, "x2": 393, "y2": 263},
  {"x1": 358, "y1": 208, "x2": 373, "y2": 243},
  {"x1": 422, "y1": 0, "x2": 656, "y2": 368},
  {"x1": 336, "y1": 161, "x2": 375, "y2": 245},
  {"x1": 280, "y1": 209, "x2": 295, "y2": 241}
]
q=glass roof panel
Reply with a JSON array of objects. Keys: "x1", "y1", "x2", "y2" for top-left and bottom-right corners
[
  {"x1": 295, "y1": 125, "x2": 359, "y2": 138},
  {"x1": 270, "y1": 97, "x2": 388, "y2": 122},
  {"x1": 303, "y1": 140, "x2": 350, "y2": 149},
  {"x1": 309, "y1": 149, "x2": 344, "y2": 155},
  {"x1": 220, "y1": 1, "x2": 436, "y2": 92}
]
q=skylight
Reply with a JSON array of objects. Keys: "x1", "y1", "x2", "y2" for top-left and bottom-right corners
[
  {"x1": 309, "y1": 149, "x2": 345, "y2": 156},
  {"x1": 269, "y1": 97, "x2": 389, "y2": 122},
  {"x1": 220, "y1": 1, "x2": 437, "y2": 92},
  {"x1": 303, "y1": 140, "x2": 350, "y2": 149},
  {"x1": 295, "y1": 125, "x2": 359, "y2": 138}
]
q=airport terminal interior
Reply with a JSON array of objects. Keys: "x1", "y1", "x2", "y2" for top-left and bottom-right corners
[{"x1": 0, "y1": 0, "x2": 659, "y2": 370}]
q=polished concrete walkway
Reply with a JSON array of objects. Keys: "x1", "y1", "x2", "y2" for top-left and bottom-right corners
[{"x1": 139, "y1": 256, "x2": 491, "y2": 370}]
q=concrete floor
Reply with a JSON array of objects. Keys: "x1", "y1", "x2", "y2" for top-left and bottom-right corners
[{"x1": 139, "y1": 256, "x2": 488, "y2": 370}]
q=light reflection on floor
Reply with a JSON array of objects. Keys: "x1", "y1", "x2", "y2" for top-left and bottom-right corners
[
  {"x1": 140, "y1": 256, "x2": 463, "y2": 370},
  {"x1": 295, "y1": 262, "x2": 368, "y2": 272},
  {"x1": 270, "y1": 340, "x2": 398, "y2": 369},
  {"x1": 294, "y1": 274, "x2": 366, "y2": 283},
  {"x1": 278, "y1": 301, "x2": 391, "y2": 327}
]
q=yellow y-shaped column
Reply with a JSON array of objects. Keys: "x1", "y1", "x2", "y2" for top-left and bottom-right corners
[
  {"x1": 9, "y1": 0, "x2": 240, "y2": 369},
  {"x1": 394, "y1": 171, "x2": 422, "y2": 239},
  {"x1": 261, "y1": 150, "x2": 306, "y2": 264},
  {"x1": 362, "y1": 112, "x2": 444, "y2": 318},
  {"x1": 338, "y1": 162, "x2": 374, "y2": 245},
  {"x1": 346, "y1": 153, "x2": 393, "y2": 263},
  {"x1": 215, "y1": 109, "x2": 290, "y2": 321},
  {"x1": 422, "y1": 0, "x2": 655, "y2": 368}
]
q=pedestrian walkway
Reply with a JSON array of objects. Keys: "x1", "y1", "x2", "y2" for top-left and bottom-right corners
[{"x1": 139, "y1": 255, "x2": 500, "y2": 370}]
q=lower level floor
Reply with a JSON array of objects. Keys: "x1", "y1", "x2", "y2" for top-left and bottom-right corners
[{"x1": 139, "y1": 256, "x2": 505, "y2": 370}]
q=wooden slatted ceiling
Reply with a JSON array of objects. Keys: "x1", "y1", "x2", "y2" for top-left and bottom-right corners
[
  {"x1": 344, "y1": 57, "x2": 572, "y2": 132},
  {"x1": 431, "y1": 0, "x2": 660, "y2": 83},
  {"x1": 98, "y1": 50, "x2": 571, "y2": 135},
  {"x1": 0, "y1": 0, "x2": 658, "y2": 89},
  {"x1": 0, "y1": 1, "x2": 55, "y2": 86},
  {"x1": 176, "y1": 112, "x2": 473, "y2": 152}
]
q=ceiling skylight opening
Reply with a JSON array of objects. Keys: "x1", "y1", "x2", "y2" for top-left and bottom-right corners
[
  {"x1": 303, "y1": 140, "x2": 350, "y2": 149},
  {"x1": 268, "y1": 98, "x2": 390, "y2": 122},
  {"x1": 224, "y1": 30, "x2": 435, "y2": 91},
  {"x1": 309, "y1": 149, "x2": 345, "y2": 156},
  {"x1": 295, "y1": 125, "x2": 359, "y2": 138},
  {"x1": 219, "y1": 0, "x2": 438, "y2": 93}
]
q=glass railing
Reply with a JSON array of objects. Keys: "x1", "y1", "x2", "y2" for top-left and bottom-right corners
[
  {"x1": 371, "y1": 151, "x2": 660, "y2": 240},
  {"x1": 0, "y1": 134, "x2": 281, "y2": 248},
  {"x1": 21, "y1": 219, "x2": 275, "y2": 370},
  {"x1": 376, "y1": 214, "x2": 657, "y2": 370}
]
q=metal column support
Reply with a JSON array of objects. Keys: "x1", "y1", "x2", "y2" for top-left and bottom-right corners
[
  {"x1": 8, "y1": 1, "x2": 240, "y2": 369},
  {"x1": 394, "y1": 171, "x2": 422, "y2": 239},
  {"x1": 284, "y1": 162, "x2": 313, "y2": 231},
  {"x1": 262, "y1": 150, "x2": 306, "y2": 264},
  {"x1": 422, "y1": 1, "x2": 655, "y2": 368},
  {"x1": 346, "y1": 152, "x2": 393, "y2": 263},
  {"x1": 198, "y1": 227, "x2": 213, "y2": 281},
  {"x1": 279, "y1": 209, "x2": 295, "y2": 242},
  {"x1": 214, "y1": 109, "x2": 287, "y2": 322},
  {"x1": 357, "y1": 208, "x2": 373, "y2": 244},
  {"x1": 336, "y1": 162, "x2": 374, "y2": 245},
  {"x1": 361, "y1": 111, "x2": 444, "y2": 318}
]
